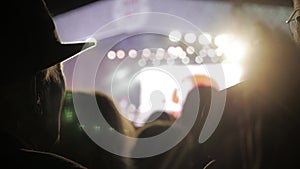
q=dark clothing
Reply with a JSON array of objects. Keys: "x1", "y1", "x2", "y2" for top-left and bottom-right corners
[
  {"x1": 2, "y1": 131, "x2": 86, "y2": 169},
  {"x1": 222, "y1": 81, "x2": 300, "y2": 169},
  {"x1": 4, "y1": 149, "x2": 87, "y2": 169}
]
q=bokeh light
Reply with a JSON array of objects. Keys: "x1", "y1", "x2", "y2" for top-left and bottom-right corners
[
  {"x1": 116, "y1": 50, "x2": 126, "y2": 59},
  {"x1": 198, "y1": 33, "x2": 212, "y2": 45},
  {"x1": 155, "y1": 48, "x2": 165, "y2": 60},
  {"x1": 186, "y1": 46, "x2": 195, "y2": 55},
  {"x1": 107, "y1": 50, "x2": 116, "y2": 60},
  {"x1": 184, "y1": 33, "x2": 197, "y2": 44},
  {"x1": 138, "y1": 59, "x2": 147, "y2": 67},
  {"x1": 195, "y1": 56, "x2": 204, "y2": 64},
  {"x1": 169, "y1": 30, "x2": 182, "y2": 42},
  {"x1": 142, "y1": 48, "x2": 151, "y2": 58},
  {"x1": 181, "y1": 57, "x2": 190, "y2": 64},
  {"x1": 128, "y1": 49, "x2": 138, "y2": 58}
]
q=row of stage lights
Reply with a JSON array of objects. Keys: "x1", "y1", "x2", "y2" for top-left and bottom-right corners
[{"x1": 106, "y1": 31, "x2": 247, "y2": 66}]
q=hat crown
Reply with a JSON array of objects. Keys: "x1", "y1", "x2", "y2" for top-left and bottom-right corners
[{"x1": 2, "y1": 0, "x2": 93, "y2": 83}]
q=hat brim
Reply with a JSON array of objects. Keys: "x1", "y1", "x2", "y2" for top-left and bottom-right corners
[{"x1": 39, "y1": 40, "x2": 96, "y2": 71}]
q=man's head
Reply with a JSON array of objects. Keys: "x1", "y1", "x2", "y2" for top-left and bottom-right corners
[
  {"x1": 0, "y1": 0, "x2": 94, "y2": 150},
  {"x1": 286, "y1": 0, "x2": 300, "y2": 45}
]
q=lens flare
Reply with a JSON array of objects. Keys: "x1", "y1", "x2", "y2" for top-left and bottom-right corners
[{"x1": 214, "y1": 33, "x2": 247, "y2": 63}]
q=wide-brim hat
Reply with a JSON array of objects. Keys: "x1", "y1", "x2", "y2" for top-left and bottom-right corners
[{"x1": 2, "y1": 0, "x2": 95, "y2": 82}]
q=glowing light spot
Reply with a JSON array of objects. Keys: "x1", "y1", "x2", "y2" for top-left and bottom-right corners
[
  {"x1": 178, "y1": 50, "x2": 187, "y2": 59},
  {"x1": 214, "y1": 34, "x2": 232, "y2": 48},
  {"x1": 198, "y1": 33, "x2": 212, "y2": 45},
  {"x1": 65, "y1": 92, "x2": 72, "y2": 103},
  {"x1": 215, "y1": 48, "x2": 223, "y2": 57},
  {"x1": 137, "y1": 68, "x2": 182, "y2": 116},
  {"x1": 94, "y1": 125, "x2": 101, "y2": 131},
  {"x1": 167, "y1": 46, "x2": 177, "y2": 58},
  {"x1": 170, "y1": 46, "x2": 183, "y2": 59},
  {"x1": 138, "y1": 59, "x2": 147, "y2": 67},
  {"x1": 224, "y1": 41, "x2": 247, "y2": 62},
  {"x1": 214, "y1": 34, "x2": 247, "y2": 63},
  {"x1": 195, "y1": 56, "x2": 203, "y2": 64},
  {"x1": 116, "y1": 50, "x2": 125, "y2": 59},
  {"x1": 207, "y1": 49, "x2": 215, "y2": 58},
  {"x1": 186, "y1": 46, "x2": 195, "y2": 55},
  {"x1": 128, "y1": 49, "x2": 137, "y2": 58},
  {"x1": 222, "y1": 63, "x2": 243, "y2": 88},
  {"x1": 182, "y1": 57, "x2": 190, "y2": 64},
  {"x1": 142, "y1": 48, "x2": 151, "y2": 58},
  {"x1": 107, "y1": 50, "x2": 116, "y2": 60},
  {"x1": 64, "y1": 108, "x2": 73, "y2": 122},
  {"x1": 175, "y1": 46, "x2": 183, "y2": 53},
  {"x1": 156, "y1": 48, "x2": 165, "y2": 60},
  {"x1": 191, "y1": 75, "x2": 219, "y2": 90},
  {"x1": 169, "y1": 30, "x2": 182, "y2": 42},
  {"x1": 184, "y1": 33, "x2": 196, "y2": 44}
]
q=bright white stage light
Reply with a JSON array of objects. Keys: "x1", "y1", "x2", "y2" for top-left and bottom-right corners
[{"x1": 107, "y1": 50, "x2": 116, "y2": 60}]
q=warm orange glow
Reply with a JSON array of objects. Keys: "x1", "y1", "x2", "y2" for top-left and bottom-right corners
[
  {"x1": 172, "y1": 89, "x2": 179, "y2": 103},
  {"x1": 190, "y1": 74, "x2": 219, "y2": 90}
]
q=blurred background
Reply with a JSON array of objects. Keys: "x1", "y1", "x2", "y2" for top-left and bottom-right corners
[{"x1": 44, "y1": 0, "x2": 293, "y2": 127}]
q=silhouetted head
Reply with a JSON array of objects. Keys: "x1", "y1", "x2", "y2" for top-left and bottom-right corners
[
  {"x1": 0, "y1": 0, "x2": 94, "y2": 151},
  {"x1": 53, "y1": 90, "x2": 135, "y2": 169},
  {"x1": 146, "y1": 110, "x2": 175, "y2": 124}
]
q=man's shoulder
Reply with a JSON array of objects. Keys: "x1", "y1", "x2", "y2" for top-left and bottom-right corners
[{"x1": 3, "y1": 148, "x2": 87, "y2": 169}]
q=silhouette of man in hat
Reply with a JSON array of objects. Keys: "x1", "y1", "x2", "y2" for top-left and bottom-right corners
[
  {"x1": 0, "y1": 0, "x2": 95, "y2": 168},
  {"x1": 206, "y1": 2, "x2": 300, "y2": 168}
]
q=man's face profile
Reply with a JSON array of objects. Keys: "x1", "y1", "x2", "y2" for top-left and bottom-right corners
[{"x1": 292, "y1": 0, "x2": 300, "y2": 45}]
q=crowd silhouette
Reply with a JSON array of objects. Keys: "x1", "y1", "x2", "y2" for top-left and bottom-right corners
[{"x1": 2, "y1": 0, "x2": 300, "y2": 168}]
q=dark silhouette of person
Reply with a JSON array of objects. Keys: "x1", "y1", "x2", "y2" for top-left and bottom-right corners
[
  {"x1": 131, "y1": 86, "x2": 217, "y2": 169},
  {"x1": 52, "y1": 90, "x2": 136, "y2": 169},
  {"x1": 131, "y1": 20, "x2": 300, "y2": 169},
  {"x1": 210, "y1": 19, "x2": 300, "y2": 168},
  {"x1": 180, "y1": 86, "x2": 247, "y2": 169},
  {"x1": 135, "y1": 110, "x2": 176, "y2": 139},
  {"x1": 178, "y1": 22, "x2": 300, "y2": 169},
  {"x1": 132, "y1": 120, "x2": 199, "y2": 169},
  {"x1": 0, "y1": 0, "x2": 94, "y2": 168},
  {"x1": 146, "y1": 110, "x2": 175, "y2": 124}
]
